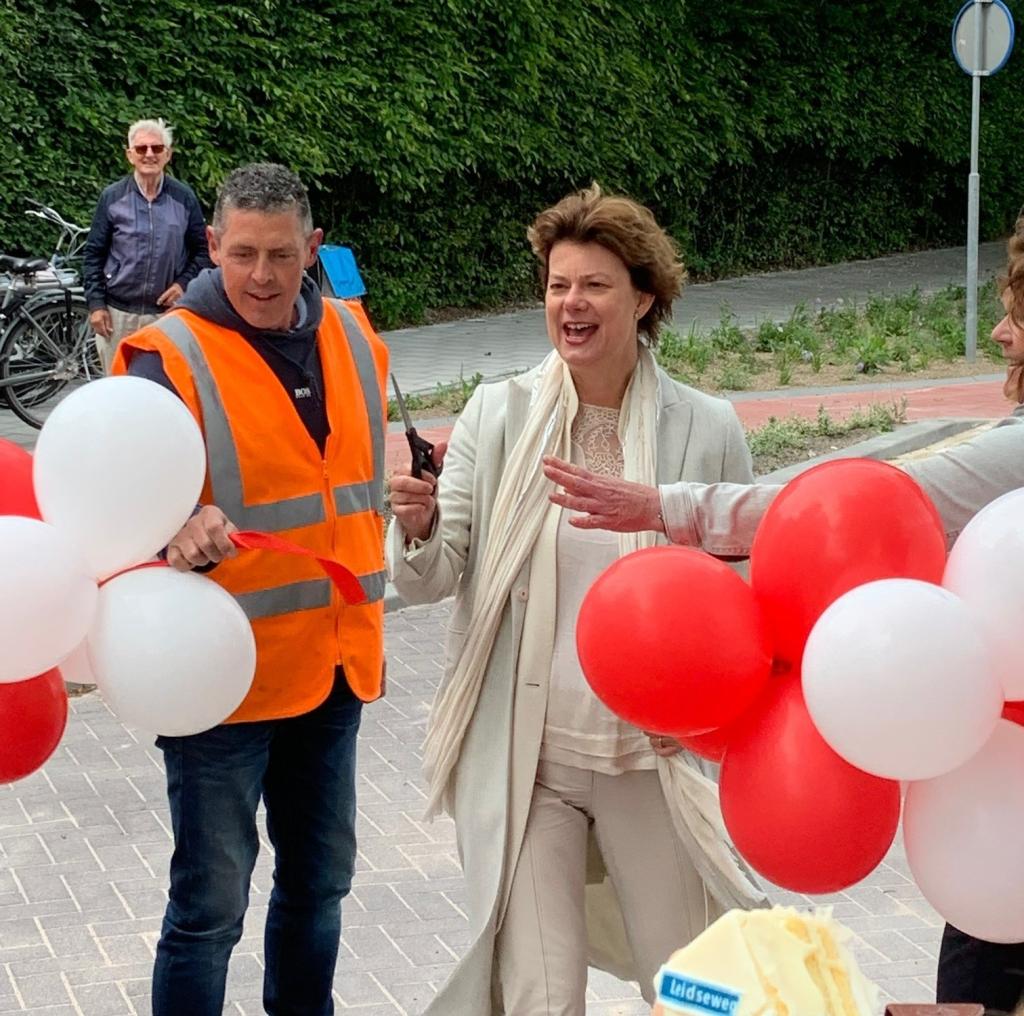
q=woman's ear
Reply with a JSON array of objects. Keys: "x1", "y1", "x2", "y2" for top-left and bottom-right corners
[{"x1": 636, "y1": 292, "x2": 655, "y2": 321}]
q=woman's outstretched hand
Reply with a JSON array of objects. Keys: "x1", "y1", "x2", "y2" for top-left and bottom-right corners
[
  {"x1": 391, "y1": 442, "x2": 448, "y2": 542},
  {"x1": 542, "y1": 455, "x2": 665, "y2": 534}
]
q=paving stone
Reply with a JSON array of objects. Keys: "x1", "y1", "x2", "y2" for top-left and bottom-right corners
[
  {"x1": 379, "y1": 976, "x2": 435, "y2": 1014},
  {"x1": 858, "y1": 929, "x2": 933, "y2": 962},
  {"x1": 0, "y1": 918, "x2": 44, "y2": 950},
  {"x1": 224, "y1": 951, "x2": 265, "y2": 1001},
  {"x1": 7, "y1": 971, "x2": 72, "y2": 1008},
  {"x1": 33, "y1": 924, "x2": 103, "y2": 963},
  {"x1": 875, "y1": 975, "x2": 938, "y2": 1001},
  {"x1": 65, "y1": 980, "x2": 134, "y2": 1015},
  {"x1": 0, "y1": 1007, "x2": 79, "y2": 1016},
  {"x1": 335, "y1": 969, "x2": 391, "y2": 1007},
  {"x1": 860, "y1": 957, "x2": 938, "y2": 980},
  {"x1": 384, "y1": 932, "x2": 459, "y2": 967},
  {"x1": 63, "y1": 963, "x2": 153, "y2": 987}
]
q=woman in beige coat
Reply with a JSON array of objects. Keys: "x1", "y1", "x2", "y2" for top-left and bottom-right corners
[{"x1": 387, "y1": 185, "x2": 764, "y2": 1015}]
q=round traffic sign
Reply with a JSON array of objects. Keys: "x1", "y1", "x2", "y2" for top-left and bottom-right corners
[{"x1": 952, "y1": 0, "x2": 1015, "y2": 76}]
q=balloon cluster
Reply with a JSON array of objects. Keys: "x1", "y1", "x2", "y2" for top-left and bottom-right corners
[
  {"x1": 578, "y1": 458, "x2": 1024, "y2": 941},
  {"x1": 0, "y1": 377, "x2": 256, "y2": 785}
]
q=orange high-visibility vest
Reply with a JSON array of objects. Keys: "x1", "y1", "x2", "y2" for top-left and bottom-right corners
[{"x1": 113, "y1": 299, "x2": 388, "y2": 722}]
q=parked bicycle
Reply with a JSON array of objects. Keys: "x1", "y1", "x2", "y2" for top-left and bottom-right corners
[
  {"x1": 23, "y1": 200, "x2": 89, "y2": 281},
  {"x1": 0, "y1": 204, "x2": 99, "y2": 428}
]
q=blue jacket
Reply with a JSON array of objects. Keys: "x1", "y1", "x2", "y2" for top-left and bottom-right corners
[{"x1": 83, "y1": 174, "x2": 210, "y2": 315}]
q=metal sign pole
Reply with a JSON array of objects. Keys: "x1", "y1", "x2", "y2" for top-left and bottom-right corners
[
  {"x1": 965, "y1": 0, "x2": 985, "y2": 363},
  {"x1": 953, "y1": 0, "x2": 1013, "y2": 360}
]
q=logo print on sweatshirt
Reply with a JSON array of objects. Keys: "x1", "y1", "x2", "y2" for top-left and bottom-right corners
[{"x1": 294, "y1": 387, "x2": 313, "y2": 400}]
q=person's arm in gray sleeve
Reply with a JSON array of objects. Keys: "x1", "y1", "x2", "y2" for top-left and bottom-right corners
[
  {"x1": 659, "y1": 481, "x2": 782, "y2": 556},
  {"x1": 662, "y1": 417, "x2": 1024, "y2": 556},
  {"x1": 903, "y1": 418, "x2": 1024, "y2": 548}
]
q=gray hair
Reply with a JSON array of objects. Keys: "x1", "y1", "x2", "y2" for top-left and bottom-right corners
[
  {"x1": 127, "y1": 118, "x2": 173, "y2": 148},
  {"x1": 212, "y1": 163, "x2": 314, "y2": 236}
]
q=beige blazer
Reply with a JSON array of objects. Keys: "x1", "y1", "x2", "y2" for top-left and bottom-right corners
[{"x1": 387, "y1": 361, "x2": 754, "y2": 1014}]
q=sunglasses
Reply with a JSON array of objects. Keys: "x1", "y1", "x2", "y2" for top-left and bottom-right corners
[{"x1": 131, "y1": 144, "x2": 166, "y2": 155}]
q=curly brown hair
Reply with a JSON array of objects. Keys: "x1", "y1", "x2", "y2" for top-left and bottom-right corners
[
  {"x1": 527, "y1": 183, "x2": 685, "y2": 347},
  {"x1": 1005, "y1": 211, "x2": 1024, "y2": 324}
]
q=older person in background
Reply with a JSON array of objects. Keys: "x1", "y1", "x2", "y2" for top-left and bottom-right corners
[
  {"x1": 83, "y1": 117, "x2": 209, "y2": 372},
  {"x1": 388, "y1": 184, "x2": 762, "y2": 1015}
]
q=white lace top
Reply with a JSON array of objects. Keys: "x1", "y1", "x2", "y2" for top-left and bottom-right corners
[{"x1": 540, "y1": 404, "x2": 656, "y2": 774}]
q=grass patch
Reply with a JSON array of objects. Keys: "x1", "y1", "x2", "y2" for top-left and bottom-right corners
[
  {"x1": 658, "y1": 281, "x2": 1005, "y2": 390},
  {"x1": 747, "y1": 401, "x2": 907, "y2": 474},
  {"x1": 387, "y1": 371, "x2": 484, "y2": 421}
]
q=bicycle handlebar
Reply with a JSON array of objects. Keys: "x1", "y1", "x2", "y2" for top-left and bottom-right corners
[{"x1": 25, "y1": 206, "x2": 85, "y2": 234}]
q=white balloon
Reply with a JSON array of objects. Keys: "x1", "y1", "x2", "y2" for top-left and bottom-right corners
[
  {"x1": 89, "y1": 567, "x2": 255, "y2": 736},
  {"x1": 803, "y1": 578, "x2": 1002, "y2": 780},
  {"x1": 0, "y1": 517, "x2": 98, "y2": 683},
  {"x1": 944, "y1": 487, "x2": 1024, "y2": 699},
  {"x1": 905, "y1": 720, "x2": 1024, "y2": 943},
  {"x1": 33, "y1": 376, "x2": 206, "y2": 580},
  {"x1": 58, "y1": 640, "x2": 98, "y2": 687}
]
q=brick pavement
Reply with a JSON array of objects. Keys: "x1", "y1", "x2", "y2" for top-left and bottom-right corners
[{"x1": 1, "y1": 599, "x2": 945, "y2": 1015}]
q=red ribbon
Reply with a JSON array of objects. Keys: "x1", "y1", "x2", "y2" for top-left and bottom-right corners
[
  {"x1": 100, "y1": 559, "x2": 168, "y2": 586},
  {"x1": 100, "y1": 533, "x2": 368, "y2": 606},
  {"x1": 229, "y1": 530, "x2": 367, "y2": 605}
]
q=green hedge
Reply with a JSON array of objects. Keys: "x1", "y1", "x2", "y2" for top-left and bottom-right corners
[{"x1": 2, "y1": 1, "x2": 1021, "y2": 328}]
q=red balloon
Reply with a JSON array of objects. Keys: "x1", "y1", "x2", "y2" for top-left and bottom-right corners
[
  {"x1": 0, "y1": 438, "x2": 41, "y2": 518},
  {"x1": 0, "y1": 668, "x2": 68, "y2": 784},
  {"x1": 677, "y1": 724, "x2": 735, "y2": 762},
  {"x1": 750, "y1": 458, "x2": 946, "y2": 667},
  {"x1": 720, "y1": 675, "x2": 901, "y2": 893},
  {"x1": 1003, "y1": 701, "x2": 1024, "y2": 726},
  {"x1": 576, "y1": 546, "x2": 772, "y2": 736},
  {"x1": 678, "y1": 667, "x2": 795, "y2": 759}
]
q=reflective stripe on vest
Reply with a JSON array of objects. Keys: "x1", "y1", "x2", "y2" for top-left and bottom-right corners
[
  {"x1": 327, "y1": 300, "x2": 385, "y2": 516},
  {"x1": 236, "y1": 578, "x2": 332, "y2": 619},
  {"x1": 236, "y1": 568, "x2": 387, "y2": 620}
]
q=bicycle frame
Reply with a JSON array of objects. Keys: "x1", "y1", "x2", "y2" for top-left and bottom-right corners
[{"x1": 0, "y1": 284, "x2": 88, "y2": 391}]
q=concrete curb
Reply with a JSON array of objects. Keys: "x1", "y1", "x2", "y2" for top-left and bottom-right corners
[
  {"x1": 755, "y1": 417, "x2": 983, "y2": 483},
  {"x1": 383, "y1": 417, "x2": 985, "y2": 613}
]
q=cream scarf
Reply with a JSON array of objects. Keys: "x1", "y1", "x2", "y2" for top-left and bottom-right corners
[{"x1": 422, "y1": 344, "x2": 765, "y2": 911}]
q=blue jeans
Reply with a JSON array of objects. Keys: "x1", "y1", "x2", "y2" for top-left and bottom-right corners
[{"x1": 151, "y1": 671, "x2": 362, "y2": 1016}]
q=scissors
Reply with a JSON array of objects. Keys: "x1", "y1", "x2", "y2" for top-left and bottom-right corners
[{"x1": 390, "y1": 374, "x2": 441, "y2": 480}]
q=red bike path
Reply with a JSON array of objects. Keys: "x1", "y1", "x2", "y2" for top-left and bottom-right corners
[{"x1": 385, "y1": 376, "x2": 1011, "y2": 476}]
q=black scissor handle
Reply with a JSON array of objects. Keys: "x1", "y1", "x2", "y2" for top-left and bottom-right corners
[{"x1": 408, "y1": 428, "x2": 441, "y2": 480}]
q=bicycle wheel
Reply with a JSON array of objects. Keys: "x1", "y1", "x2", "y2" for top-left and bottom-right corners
[{"x1": 0, "y1": 293, "x2": 97, "y2": 428}]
